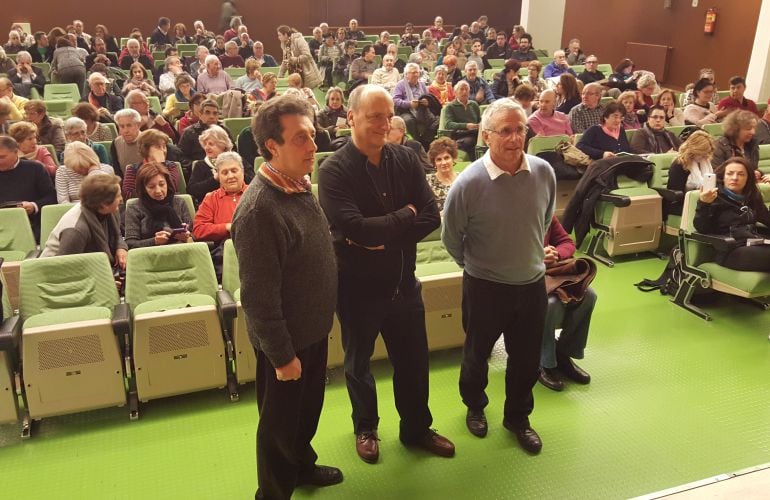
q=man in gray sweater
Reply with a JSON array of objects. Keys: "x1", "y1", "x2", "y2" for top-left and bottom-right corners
[
  {"x1": 442, "y1": 99, "x2": 556, "y2": 454},
  {"x1": 231, "y1": 95, "x2": 342, "y2": 499}
]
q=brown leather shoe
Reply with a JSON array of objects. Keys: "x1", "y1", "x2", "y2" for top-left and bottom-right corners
[
  {"x1": 412, "y1": 429, "x2": 455, "y2": 458},
  {"x1": 355, "y1": 431, "x2": 379, "y2": 464},
  {"x1": 503, "y1": 420, "x2": 542, "y2": 454}
]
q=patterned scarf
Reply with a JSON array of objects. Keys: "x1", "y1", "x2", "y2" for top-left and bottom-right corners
[{"x1": 258, "y1": 161, "x2": 311, "y2": 194}]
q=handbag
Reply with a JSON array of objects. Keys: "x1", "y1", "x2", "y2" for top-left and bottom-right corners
[
  {"x1": 555, "y1": 140, "x2": 591, "y2": 172},
  {"x1": 545, "y1": 257, "x2": 597, "y2": 304}
]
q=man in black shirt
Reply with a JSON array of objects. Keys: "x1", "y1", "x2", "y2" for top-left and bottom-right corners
[
  {"x1": 577, "y1": 55, "x2": 607, "y2": 86},
  {"x1": 318, "y1": 85, "x2": 455, "y2": 464}
]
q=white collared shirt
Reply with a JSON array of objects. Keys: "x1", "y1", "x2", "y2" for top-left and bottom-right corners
[{"x1": 481, "y1": 151, "x2": 530, "y2": 180}]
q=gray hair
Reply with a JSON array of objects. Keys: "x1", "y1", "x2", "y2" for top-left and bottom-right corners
[
  {"x1": 63, "y1": 116, "x2": 87, "y2": 134},
  {"x1": 224, "y1": 40, "x2": 238, "y2": 50},
  {"x1": 434, "y1": 65, "x2": 447, "y2": 74},
  {"x1": 540, "y1": 89, "x2": 556, "y2": 100},
  {"x1": 348, "y1": 84, "x2": 392, "y2": 112},
  {"x1": 198, "y1": 124, "x2": 233, "y2": 151},
  {"x1": 214, "y1": 151, "x2": 243, "y2": 170},
  {"x1": 125, "y1": 89, "x2": 147, "y2": 107},
  {"x1": 88, "y1": 72, "x2": 107, "y2": 85},
  {"x1": 553, "y1": 49, "x2": 566, "y2": 58},
  {"x1": 637, "y1": 73, "x2": 657, "y2": 89},
  {"x1": 453, "y1": 80, "x2": 470, "y2": 94},
  {"x1": 114, "y1": 108, "x2": 142, "y2": 124},
  {"x1": 404, "y1": 62, "x2": 420, "y2": 73},
  {"x1": 407, "y1": 53, "x2": 422, "y2": 64},
  {"x1": 480, "y1": 99, "x2": 527, "y2": 132},
  {"x1": 126, "y1": 39, "x2": 140, "y2": 49},
  {"x1": 204, "y1": 54, "x2": 220, "y2": 66},
  {"x1": 16, "y1": 51, "x2": 32, "y2": 63},
  {"x1": 390, "y1": 115, "x2": 406, "y2": 131},
  {"x1": 63, "y1": 141, "x2": 100, "y2": 171},
  {"x1": 464, "y1": 60, "x2": 478, "y2": 71}
]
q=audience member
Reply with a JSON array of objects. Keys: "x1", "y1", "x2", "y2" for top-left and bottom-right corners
[
  {"x1": 386, "y1": 116, "x2": 433, "y2": 172},
  {"x1": 711, "y1": 110, "x2": 759, "y2": 169},
  {"x1": 528, "y1": 89, "x2": 573, "y2": 137},
  {"x1": 512, "y1": 84, "x2": 537, "y2": 117},
  {"x1": 373, "y1": 31, "x2": 391, "y2": 57},
  {"x1": 334, "y1": 41, "x2": 358, "y2": 87},
  {"x1": 150, "y1": 17, "x2": 173, "y2": 48},
  {"x1": 172, "y1": 23, "x2": 194, "y2": 45},
  {"x1": 158, "y1": 56, "x2": 185, "y2": 97},
  {"x1": 428, "y1": 65, "x2": 455, "y2": 106},
  {"x1": 346, "y1": 19, "x2": 366, "y2": 40},
  {"x1": 0, "y1": 100, "x2": 12, "y2": 135},
  {"x1": 220, "y1": 41, "x2": 245, "y2": 68},
  {"x1": 667, "y1": 130, "x2": 715, "y2": 215},
  {"x1": 29, "y1": 31, "x2": 52, "y2": 63},
  {"x1": 466, "y1": 40, "x2": 491, "y2": 71},
  {"x1": 543, "y1": 50, "x2": 576, "y2": 79},
  {"x1": 555, "y1": 73, "x2": 581, "y2": 115},
  {"x1": 754, "y1": 107, "x2": 770, "y2": 145},
  {"x1": 577, "y1": 102, "x2": 631, "y2": 160},
  {"x1": 510, "y1": 33, "x2": 537, "y2": 66},
  {"x1": 462, "y1": 61, "x2": 495, "y2": 105},
  {"x1": 607, "y1": 58, "x2": 638, "y2": 93},
  {"x1": 121, "y1": 129, "x2": 180, "y2": 199},
  {"x1": 568, "y1": 82, "x2": 605, "y2": 134},
  {"x1": 523, "y1": 60, "x2": 546, "y2": 95},
  {"x1": 491, "y1": 59, "x2": 522, "y2": 100},
  {"x1": 111, "y1": 108, "x2": 143, "y2": 178},
  {"x1": 188, "y1": 124, "x2": 234, "y2": 204},
  {"x1": 190, "y1": 46, "x2": 210, "y2": 76},
  {"x1": 717, "y1": 76, "x2": 760, "y2": 116},
  {"x1": 122, "y1": 62, "x2": 160, "y2": 98},
  {"x1": 56, "y1": 141, "x2": 113, "y2": 203},
  {"x1": 577, "y1": 55, "x2": 605, "y2": 85},
  {"x1": 655, "y1": 89, "x2": 685, "y2": 126},
  {"x1": 84, "y1": 72, "x2": 123, "y2": 122},
  {"x1": 119, "y1": 39, "x2": 153, "y2": 71},
  {"x1": 318, "y1": 34, "x2": 341, "y2": 87},
  {"x1": 487, "y1": 32, "x2": 513, "y2": 60},
  {"x1": 23, "y1": 100, "x2": 65, "y2": 154},
  {"x1": 85, "y1": 37, "x2": 118, "y2": 71},
  {"x1": 400, "y1": 23, "x2": 420, "y2": 49},
  {"x1": 197, "y1": 55, "x2": 234, "y2": 95},
  {"x1": 63, "y1": 116, "x2": 110, "y2": 164},
  {"x1": 683, "y1": 78, "x2": 728, "y2": 126},
  {"x1": 630, "y1": 105, "x2": 682, "y2": 155},
  {"x1": 392, "y1": 63, "x2": 439, "y2": 150},
  {"x1": 0, "y1": 77, "x2": 28, "y2": 120},
  {"x1": 193, "y1": 151, "x2": 246, "y2": 245},
  {"x1": 444, "y1": 80, "x2": 481, "y2": 160},
  {"x1": 7, "y1": 51, "x2": 46, "y2": 98},
  {"x1": 277, "y1": 25, "x2": 323, "y2": 89},
  {"x1": 425, "y1": 137, "x2": 459, "y2": 213},
  {"x1": 681, "y1": 68, "x2": 720, "y2": 106},
  {"x1": 9, "y1": 121, "x2": 57, "y2": 177},
  {"x1": 349, "y1": 44, "x2": 378, "y2": 92},
  {"x1": 371, "y1": 54, "x2": 400, "y2": 92},
  {"x1": 317, "y1": 87, "x2": 348, "y2": 139},
  {"x1": 93, "y1": 24, "x2": 120, "y2": 54},
  {"x1": 619, "y1": 91, "x2": 642, "y2": 130}
]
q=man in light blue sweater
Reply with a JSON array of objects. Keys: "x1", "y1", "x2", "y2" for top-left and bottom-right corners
[{"x1": 442, "y1": 99, "x2": 555, "y2": 454}]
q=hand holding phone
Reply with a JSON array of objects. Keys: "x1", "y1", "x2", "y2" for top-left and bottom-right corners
[{"x1": 703, "y1": 173, "x2": 716, "y2": 191}]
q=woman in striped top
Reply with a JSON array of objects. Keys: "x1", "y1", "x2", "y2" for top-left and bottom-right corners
[{"x1": 55, "y1": 141, "x2": 114, "y2": 203}]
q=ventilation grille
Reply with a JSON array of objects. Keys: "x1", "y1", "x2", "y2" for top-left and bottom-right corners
[
  {"x1": 148, "y1": 320, "x2": 209, "y2": 354},
  {"x1": 423, "y1": 284, "x2": 461, "y2": 311},
  {"x1": 38, "y1": 334, "x2": 105, "y2": 370}
]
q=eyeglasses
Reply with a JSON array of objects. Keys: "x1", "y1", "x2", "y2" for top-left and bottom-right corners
[
  {"x1": 586, "y1": 60, "x2": 598, "y2": 64},
  {"x1": 485, "y1": 126, "x2": 526, "y2": 138},
  {"x1": 649, "y1": 115, "x2": 666, "y2": 120}
]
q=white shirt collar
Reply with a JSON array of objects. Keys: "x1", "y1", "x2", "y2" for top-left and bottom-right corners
[{"x1": 482, "y1": 151, "x2": 530, "y2": 180}]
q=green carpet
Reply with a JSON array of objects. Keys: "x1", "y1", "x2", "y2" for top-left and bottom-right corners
[{"x1": 2, "y1": 255, "x2": 770, "y2": 499}]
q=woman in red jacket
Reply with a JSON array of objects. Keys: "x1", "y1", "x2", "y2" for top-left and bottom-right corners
[{"x1": 192, "y1": 151, "x2": 246, "y2": 246}]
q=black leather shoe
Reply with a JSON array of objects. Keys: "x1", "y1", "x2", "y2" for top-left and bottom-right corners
[
  {"x1": 298, "y1": 465, "x2": 343, "y2": 487},
  {"x1": 466, "y1": 409, "x2": 488, "y2": 437},
  {"x1": 557, "y1": 355, "x2": 591, "y2": 384},
  {"x1": 355, "y1": 431, "x2": 380, "y2": 464},
  {"x1": 538, "y1": 367, "x2": 564, "y2": 391},
  {"x1": 503, "y1": 421, "x2": 542, "y2": 454}
]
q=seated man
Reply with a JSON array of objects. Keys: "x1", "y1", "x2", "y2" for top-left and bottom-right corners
[
  {"x1": 219, "y1": 41, "x2": 245, "y2": 68},
  {"x1": 193, "y1": 151, "x2": 246, "y2": 246},
  {"x1": 197, "y1": 55, "x2": 234, "y2": 95},
  {"x1": 348, "y1": 44, "x2": 378, "y2": 92},
  {"x1": 29, "y1": 31, "x2": 52, "y2": 63},
  {"x1": 110, "y1": 109, "x2": 143, "y2": 179},
  {"x1": 538, "y1": 216, "x2": 596, "y2": 392},
  {"x1": 509, "y1": 33, "x2": 537, "y2": 67},
  {"x1": 577, "y1": 55, "x2": 606, "y2": 86},
  {"x1": 85, "y1": 37, "x2": 119, "y2": 70},
  {"x1": 461, "y1": 61, "x2": 496, "y2": 105},
  {"x1": 717, "y1": 76, "x2": 760, "y2": 116},
  {"x1": 371, "y1": 54, "x2": 400, "y2": 92},
  {"x1": 0, "y1": 77, "x2": 28, "y2": 120},
  {"x1": 7, "y1": 51, "x2": 46, "y2": 98},
  {"x1": 429, "y1": 16, "x2": 447, "y2": 41},
  {"x1": 124, "y1": 90, "x2": 178, "y2": 142},
  {"x1": 392, "y1": 63, "x2": 439, "y2": 150},
  {"x1": 246, "y1": 41, "x2": 278, "y2": 68},
  {"x1": 754, "y1": 106, "x2": 770, "y2": 145},
  {"x1": 0, "y1": 135, "x2": 56, "y2": 242},
  {"x1": 190, "y1": 45, "x2": 210, "y2": 76},
  {"x1": 528, "y1": 89, "x2": 573, "y2": 136},
  {"x1": 373, "y1": 31, "x2": 391, "y2": 57},
  {"x1": 308, "y1": 27, "x2": 324, "y2": 62},
  {"x1": 386, "y1": 116, "x2": 433, "y2": 173},
  {"x1": 543, "y1": 50, "x2": 576, "y2": 79},
  {"x1": 150, "y1": 17, "x2": 173, "y2": 48},
  {"x1": 346, "y1": 19, "x2": 366, "y2": 40},
  {"x1": 486, "y1": 32, "x2": 513, "y2": 60},
  {"x1": 178, "y1": 99, "x2": 229, "y2": 170},
  {"x1": 83, "y1": 72, "x2": 123, "y2": 123},
  {"x1": 568, "y1": 82, "x2": 605, "y2": 134},
  {"x1": 119, "y1": 39, "x2": 154, "y2": 71},
  {"x1": 443, "y1": 80, "x2": 481, "y2": 160},
  {"x1": 565, "y1": 39, "x2": 586, "y2": 66},
  {"x1": 629, "y1": 105, "x2": 682, "y2": 155}
]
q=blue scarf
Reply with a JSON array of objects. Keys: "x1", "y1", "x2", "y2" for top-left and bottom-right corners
[
  {"x1": 175, "y1": 88, "x2": 195, "y2": 103},
  {"x1": 719, "y1": 185, "x2": 746, "y2": 204}
]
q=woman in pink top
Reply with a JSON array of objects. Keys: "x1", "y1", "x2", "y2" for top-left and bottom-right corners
[{"x1": 9, "y1": 121, "x2": 57, "y2": 177}]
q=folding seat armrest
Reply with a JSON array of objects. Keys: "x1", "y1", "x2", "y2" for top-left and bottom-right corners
[
  {"x1": 111, "y1": 303, "x2": 132, "y2": 338},
  {"x1": 598, "y1": 193, "x2": 631, "y2": 207},
  {"x1": 216, "y1": 290, "x2": 237, "y2": 323},
  {"x1": 689, "y1": 232, "x2": 739, "y2": 252},
  {"x1": 0, "y1": 315, "x2": 21, "y2": 351},
  {"x1": 652, "y1": 187, "x2": 683, "y2": 204},
  {"x1": 26, "y1": 249, "x2": 42, "y2": 259}
]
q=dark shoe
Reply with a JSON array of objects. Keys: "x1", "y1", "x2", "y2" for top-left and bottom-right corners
[
  {"x1": 411, "y1": 429, "x2": 456, "y2": 457},
  {"x1": 557, "y1": 355, "x2": 591, "y2": 384},
  {"x1": 466, "y1": 409, "x2": 488, "y2": 437},
  {"x1": 298, "y1": 465, "x2": 343, "y2": 487},
  {"x1": 538, "y1": 367, "x2": 564, "y2": 392},
  {"x1": 355, "y1": 430, "x2": 379, "y2": 464},
  {"x1": 503, "y1": 420, "x2": 542, "y2": 454}
]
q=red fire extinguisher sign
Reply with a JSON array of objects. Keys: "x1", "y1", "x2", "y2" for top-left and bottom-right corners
[{"x1": 704, "y1": 7, "x2": 717, "y2": 34}]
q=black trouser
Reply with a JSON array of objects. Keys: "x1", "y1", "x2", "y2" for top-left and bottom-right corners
[
  {"x1": 722, "y1": 245, "x2": 770, "y2": 272},
  {"x1": 337, "y1": 278, "x2": 432, "y2": 443},
  {"x1": 459, "y1": 273, "x2": 547, "y2": 428},
  {"x1": 255, "y1": 338, "x2": 328, "y2": 500}
]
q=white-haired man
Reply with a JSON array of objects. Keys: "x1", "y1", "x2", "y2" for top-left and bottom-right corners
[
  {"x1": 197, "y1": 55, "x2": 233, "y2": 94},
  {"x1": 392, "y1": 63, "x2": 439, "y2": 149},
  {"x1": 543, "y1": 50, "x2": 576, "y2": 79}
]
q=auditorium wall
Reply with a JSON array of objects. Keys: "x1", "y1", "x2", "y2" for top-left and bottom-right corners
[{"x1": 561, "y1": 0, "x2": 761, "y2": 90}]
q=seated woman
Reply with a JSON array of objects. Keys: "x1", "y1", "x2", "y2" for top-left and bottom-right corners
[
  {"x1": 425, "y1": 137, "x2": 458, "y2": 214},
  {"x1": 607, "y1": 58, "x2": 639, "y2": 93},
  {"x1": 655, "y1": 89, "x2": 685, "y2": 126},
  {"x1": 428, "y1": 66, "x2": 455, "y2": 106},
  {"x1": 176, "y1": 89, "x2": 205, "y2": 136},
  {"x1": 249, "y1": 72, "x2": 278, "y2": 105},
  {"x1": 634, "y1": 73, "x2": 657, "y2": 114},
  {"x1": 122, "y1": 62, "x2": 160, "y2": 98},
  {"x1": 491, "y1": 59, "x2": 522, "y2": 100},
  {"x1": 681, "y1": 68, "x2": 720, "y2": 107},
  {"x1": 524, "y1": 60, "x2": 547, "y2": 96},
  {"x1": 23, "y1": 100, "x2": 66, "y2": 156},
  {"x1": 317, "y1": 87, "x2": 348, "y2": 139},
  {"x1": 8, "y1": 122, "x2": 57, "y2": 178},
  {"x1": 188, "y1": 125, "x2": 233, "y2": 204},
  {"x1": 234, "y1": 59, "x2": 262, "y2": 94},
  {"x1": 667, "y1": 130, "x2": 715, "y2": 215},
  {"x1": 122, "y1": 129, "x2": 181, "y2": 199},
  {"x1": 41, "y1": 174, "x2": 127, "y2": 273},
  {"x1": 683, "y1": 78, "x2": 729, "y2": 126},
  {"x1": 158, "y1": 56, "x2": 186, "y2": 97},
  {"x1": 193, "y1": 152, "x2": 246, "y2": 245},
  {"x1": 173, "y1": 23, "x2": 194, "y2": 45},
  {"x1": 711, "y1": 110, "x2": 759, "y2": 170},
  {"x1": 72, "y1": 102, "x2": 114, "y2": 142},
  {"x1": 577, "y1": 102, "x2": 631, "y2": 160},
  {"x1": 538, "y1": 216, "x2": 596, "y2": 392},
  {"x1": 56, "y1": 141, "x2": 114, "y2": 203},
  {"x1": 63, "y1": 117, "x2": 110, "y2": 165},
  {"x1": 629, "y1": 105, "x2": 682, "y2": 155},
  {"x1": 555, "y1": 73, "x2": 581, "y2": 115},
  {"x1": 124, "y1": 162, "x2": 193, "y2": 249},
  {"x1": 618, "y1": 91, "x2": 642, "y2": 130},
  {"x1": 694, "y1": 157, "x2": 770, "y2": 272},
  {"x1": 513, "y1": 83, "x2": 537, "y2": 117}
]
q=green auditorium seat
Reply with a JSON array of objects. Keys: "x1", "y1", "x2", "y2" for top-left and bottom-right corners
[
  {"x1": 527, "y1": 135, "x2": 579, "y2": 219},
  {"x1": 673, "y1": 190, "x2": 770, "y2": 320},
  {"x1": 648, "y1": 152, "x2": 681, "y2": 236},
  {"x1": 0, "y1": 208, "x2": 38, "y2": 312},
  {"x1": 0, "y1": 266, "x2": 22, "y2": 427},
  {"x1": 223, "y1": 117, "x2": 251, "y2": 140},
  {"x1": 19, "y1": 253, "x2": 131, "y2": 434},
  {"x1": 124, "y1": 242, "x2": 238, "y2": 404},
  {"x1": 703, "y1": 123, "x2": 724, "y2": 137},
  {"x1": 311, "y1": 152, "x2": 335, "y2": 183},
  {"x1": 220, "y1": 240, "x2": 256, "y2": 383},
  {"x1": 759, "y1": 144, "x2": 770, "y2": 176},
  {"x1": 43, "y1": 99, "x2": 73, "y2": 119},
  {"x1": 224, "y1": 67, "x2": 246, "y2": 79},
  {"x1": 39, "y1": 203, "x2": 75, "y2": 246},
  {"x1": 43, "y1": 83, "x2": 80, "y2": 103}
]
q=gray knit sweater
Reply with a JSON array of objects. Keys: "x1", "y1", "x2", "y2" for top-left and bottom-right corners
[{"x1": 231, "y1": 175, "x2": 337, "y2": 368}]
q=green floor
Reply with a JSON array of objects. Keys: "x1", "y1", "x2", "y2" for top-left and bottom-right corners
[{"x1": 2, "y1": 255, "x2": 770, "y2": 499}]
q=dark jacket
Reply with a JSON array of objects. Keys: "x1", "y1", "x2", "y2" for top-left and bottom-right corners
[
  {"x1": 577, "y1": 125, "x2": 632, "y2": 160},
  {"x1": 562, "y1": 155, "x2": 654, "y2": 246},
  {"x1": 317, "y1": 141, "x2": 440, "y2": 297},
  {"x1": 711, "y1": 136, "x2": 759, "y2": 170},
  {"x1": 29, "y1": 43, "x2": 52, "y2": 63},
  {"x1": 7, "y1": 67, "x2": 46, "y2": 98},
  {"x1": 630, "y1": 124, "x2": 682, "y2": 155}
]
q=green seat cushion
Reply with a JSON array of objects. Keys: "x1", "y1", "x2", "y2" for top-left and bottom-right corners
[
  {"x1": 666, "y1": 215, "x2": 682, "y2": 231},
  {"x1": 416, "y1": 261, "x2": 462, "y2": 278},
  {"x1": 608, "y1": 187, "x2": 659, "y2": 197},
  {"x1": 134, "y1": 294, "x2": 215, "y2": 316},
  {"x1": 234, "y1": 289, "x2": 241, "y2": 302},
  {"x1": 24, "y1": 306, "x2": 112, "y2": 329},
  {"x1": 700, "y1": 263, "x2": 770, "y2": 297},
  {"x1": 0, "y1": 250, "x2": 27, "y2": 262}
]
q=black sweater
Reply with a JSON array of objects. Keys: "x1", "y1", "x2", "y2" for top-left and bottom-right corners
[
  {"x1": 0, "y1": 160, "x2": 56, "y2": 241},
  {"x1": 577, "y1": 125, "x2": 632, "y2": 160},
  {"x1": 318, "y1": 141, "x2": 440, "y2": 296}
]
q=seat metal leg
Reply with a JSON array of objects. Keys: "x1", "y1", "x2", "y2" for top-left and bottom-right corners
[
  {"x1": 671, "y1": 276, "x2": 711, "y2": 321},
  {"x1": 587, "y1": 231, "x2": 614, "y2": 267}
]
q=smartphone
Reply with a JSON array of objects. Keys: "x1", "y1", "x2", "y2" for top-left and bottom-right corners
[
  {"x1": 703, "y1": 173, "x2": 717, "y2": 191},
  {"x1": 169, "y1": 227, "x2": 188, "y2": 236}
]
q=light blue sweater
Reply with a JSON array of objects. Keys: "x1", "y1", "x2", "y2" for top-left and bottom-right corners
[{"x1": 442, "y1": 153, "x2": 556, "y2": 285}]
